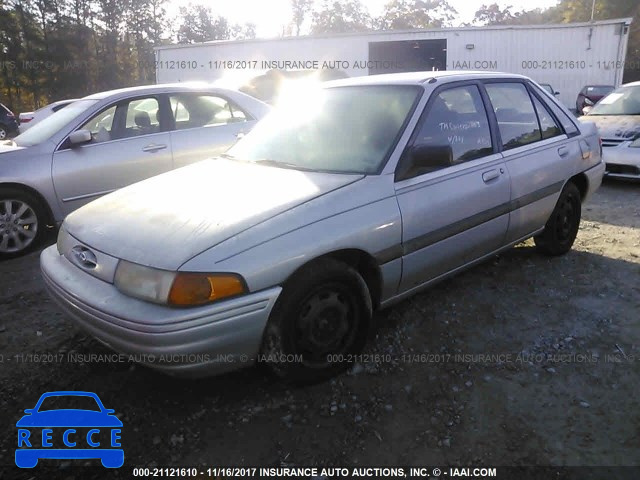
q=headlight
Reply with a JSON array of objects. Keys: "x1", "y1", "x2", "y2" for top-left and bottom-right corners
[
  {"x1": 114, "y1": 260, "x2": 246, "y2": 306},
  {"x1": 630, "y1": 137, "x2": 640, "y2": 148}
]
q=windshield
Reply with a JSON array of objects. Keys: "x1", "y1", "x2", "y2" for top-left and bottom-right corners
[
  {"x1": 585, "y1": 86, "x2": 613, "y2": 97},
  {"x1": 15, "y1": 99, "x2": 98, "y2": 146},
  {"x1": 588, "y1": 86, "x2": 640, "y2": 116},
  {"x1": 228, "y1": 85, "x2": 421, "y2": 174}
]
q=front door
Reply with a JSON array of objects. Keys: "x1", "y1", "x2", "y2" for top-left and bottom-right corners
[
  {"x1": 395, "y1": 82, "x2": 511, "y2": 293},
  {"x1": 52, "y1": 95, "x2": 173, "y2": 215}
]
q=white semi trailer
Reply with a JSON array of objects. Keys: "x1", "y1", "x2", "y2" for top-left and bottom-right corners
[{"x1": 155, "y1": 18, "x2": 632, "y2": 108}]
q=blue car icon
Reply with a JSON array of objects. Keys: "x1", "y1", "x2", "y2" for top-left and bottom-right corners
[{"x1": 16, "y1": 391, "x2": 123, "y2": 468}]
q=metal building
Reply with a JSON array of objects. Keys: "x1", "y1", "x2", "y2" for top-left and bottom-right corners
[{"x1": 155, "y1": 18, "x2": 632, "y2": 108}]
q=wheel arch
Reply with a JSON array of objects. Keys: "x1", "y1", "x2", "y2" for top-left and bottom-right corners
[
  {"x1": 283, "y1": 248, "x2": 383, "y2": 311},
  {"x1": 0, "y1": 182, "x2": 55, "y2": 225},
  {"x1": 567, "y1": 172, "x2": 588, "y2": 200}
]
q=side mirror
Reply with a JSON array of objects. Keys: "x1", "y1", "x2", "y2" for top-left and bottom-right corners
[
  {"x1": 68, "y1": 129, "x2": 92, "y2": 146},
  {"x1": 398, "y1": 144, "x2": 453, "y2": 181},
  {"x1": 554, "y1": 91, "x2": 560, "y2": 96},
  {"x1": 104, "y1": 409, "x2": 115, "y2": 414},
  {"x1": 411, "y1": 144, "x2": 453, "y2": 170},
  {"x1": 24, "y1": 409, "x2": 34, "y2": 414}
]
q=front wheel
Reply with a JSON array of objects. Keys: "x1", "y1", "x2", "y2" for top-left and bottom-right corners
[
  {"x1": 0, "y1": 187, "x2": 48, "y2": 259},
  {"x1": 261, "y1": 258, "x2": 373, "y2": 383},
  {"x1": 534, "y1": 182, "x2": 581, "y2": 256},
  {"x1": 0, "y1": 124, "x2": 7, "y2": 140}
]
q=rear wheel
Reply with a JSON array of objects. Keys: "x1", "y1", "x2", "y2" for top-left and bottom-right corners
[
  {"x1": 261, "y1": 258, "x2": 373, "y2": 383},
  {"x1": 0, "y1": 187, "x2": 48, "y2": 259},
  {"x1": 0, "y1": 124, "x2": 7, "y2": 140},
  {"x1": 534, "y1": 182, "x2": 581, "y2": 256}
]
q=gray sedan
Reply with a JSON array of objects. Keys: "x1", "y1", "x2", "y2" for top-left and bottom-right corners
[
  {"x1": 41, "y1": 71, "x2": 604, "y2": 382},
  {"x1": 0, "y1": 84, "x2": 269, "y2": 258}
]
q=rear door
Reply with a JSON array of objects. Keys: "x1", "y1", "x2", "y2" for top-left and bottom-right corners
[
  {"x1": 52, "y1": 94, "x2": 174, "y2": 214},
  {"x1": 483, "y1": 81, "x2": 577, "y2": 243},
  {"x1": 395, "y1": 82, "x2": 511, "y2": 293},
  {"x1": 168, "y1": 93, "x2": 257, "y2": 169}
]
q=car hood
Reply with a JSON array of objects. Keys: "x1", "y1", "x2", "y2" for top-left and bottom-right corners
[
  {"x1": 16, "y1": 411, "x2": 122, "y2": 427},
  {"x1": 64, "y1": 158, "x2": 364, "y2": 270},
  {"x1": 580, "y1": 115, "x2": 640, "y2": 140}
]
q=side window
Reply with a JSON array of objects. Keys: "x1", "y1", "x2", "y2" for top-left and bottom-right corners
[
  {"x1": 542, "y1": 96, "x2": 579, "y2": 136},
  {"x1": 413, "y1": 85, "x2": 493, "y2": 167},
  {"x1": 80, "y1": 105, "x2": 117, "y2": 144},
  {"x1": 122, "y1": 97, "x2": 160, "y2": 138},
  {"x1": 485, "y1": 83, "x2": 541, "y2": 150},
  {"x1": 531, "y1": 96, "x2": 562, "y2": 139},
  {"x1": 169, "y1": 94, "x2": 250, "y2": 130}
]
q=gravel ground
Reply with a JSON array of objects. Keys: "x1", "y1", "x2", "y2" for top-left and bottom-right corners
[{"x1": 0, "y1": 180, "x2": 638, "y2": 477}]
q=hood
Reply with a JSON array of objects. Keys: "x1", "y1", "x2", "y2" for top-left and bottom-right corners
[
  {"x1": 579, "y1": 115, "x2": 640, "y2": 140},
  {"x1": 65, "y1": 158, "x2": 363, "y2": 270}
]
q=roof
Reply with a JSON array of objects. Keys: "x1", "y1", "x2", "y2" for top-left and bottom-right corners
[
  {"x1": 155, "y1": 18, "x2": 633, "y2": 52},
  {"x1": 325, "y1": 70, "x2": 528, "y2": 87},
  {"x1": 82, "y1": 82, "x2": 220, "y2": 100}
]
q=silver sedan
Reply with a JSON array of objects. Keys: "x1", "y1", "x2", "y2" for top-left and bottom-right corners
[
  {"x1": 579, "y1": 80, "x2": 640, "y2": 180},
  {"x1": 41, "y1": 71, "x2": 604, "y2": 382},
  {"x1": 0, "y1": 84, "x2": 269, "y2": 258}
]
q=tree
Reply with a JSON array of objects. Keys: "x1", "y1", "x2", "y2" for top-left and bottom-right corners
[
  {"x1": 177, "y1": 4, "x2": 231, "y2": 44},
  {"x1": 473, "y1": 3, "x2": 516, "y2": 25},
  {"x1": 310, "y1": 0, "x2": 372, "y2": 34},
  {"x1": 291, "y1": 0, "x2": 313, "y2": 36},
  {"x1": 379, "y1": 0, "x2": 457, "y2": 30}
]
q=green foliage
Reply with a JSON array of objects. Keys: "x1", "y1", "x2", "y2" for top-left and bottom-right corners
[
  {"x1": 378, "y1": 0, "x2": 457, "y2": 30},
  {"x1": 310, "y1": 0, "x2": 373, "y2": 34}
]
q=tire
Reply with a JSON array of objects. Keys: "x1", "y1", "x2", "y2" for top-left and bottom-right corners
[
  {"x1": 0, "y1": 187, "x2": 49, "y2": 259},
  {"x1": 261, "y1": 258, "x2": 373, "y2": 384},
  {"x1": 0, "y1": 124, "x2": 7, "y2": 140},
  {"x1": 534, "y1": 182, "x2": 581, "y2": 256}
]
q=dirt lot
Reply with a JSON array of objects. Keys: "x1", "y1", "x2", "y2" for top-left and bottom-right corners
[{"x1": 0, "y1": 180, "x2": 638, "y2": 477}]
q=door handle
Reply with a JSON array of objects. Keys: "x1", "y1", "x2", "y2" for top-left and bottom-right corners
[
  {"x1": 557, "y1": 146, "x2": 569, "y2": 157},
  {"x1": 482, "y1": 169, "x2": 499, "y2": 183},
  {"x1": 142, "y1": 143, "x2": 167, "y2": 153}
]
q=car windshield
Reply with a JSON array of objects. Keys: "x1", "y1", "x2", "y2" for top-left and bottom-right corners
[
  {"x1": 37, "y1": 395, "x2": 101, "y2": 412},
  {"x1": 588, "y1": 85, "x2": 640, "y2": 115},
  {"x1": 15, "y1": 99, "x2": 98, "y2": 146},
  {"x1": 227, "y1": 85, "x2": 421, "y2": 174},
  {"x1": 585, "y1": 86, "x2": 613, "y2": 96}
]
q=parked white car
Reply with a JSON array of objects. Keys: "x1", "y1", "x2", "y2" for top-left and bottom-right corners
[{"x1": 18, "y1": 99, "x2": 78, "y2": 133}]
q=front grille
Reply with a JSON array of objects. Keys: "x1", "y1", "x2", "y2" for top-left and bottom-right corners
[
  {"x1": 602, "y1": 138, "x2": 625, "y2": 148},
  {"x1": 606, "y1": 163, "x2": 640, "y2": 175}
]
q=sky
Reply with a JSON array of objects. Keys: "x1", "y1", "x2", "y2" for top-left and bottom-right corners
[{"x1": 169, "y1": 0, "x2": 561, "y2": 38}]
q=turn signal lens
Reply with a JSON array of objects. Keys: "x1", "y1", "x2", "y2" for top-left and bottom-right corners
[{"x1": 168, "y1": 273, "x2": 246, "y2": 306}]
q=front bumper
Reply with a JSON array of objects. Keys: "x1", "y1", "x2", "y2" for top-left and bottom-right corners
[
  {"x1": 40, "y1": 245, "x2": 282, "y2": 377},
  {"x1": 602, "y1": 144, "x2": 640, "y2": 180}
]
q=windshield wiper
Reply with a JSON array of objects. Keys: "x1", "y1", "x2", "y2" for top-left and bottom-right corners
[{"x1": 253, "y1": 159, "x2": 317, "y2": 172}]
